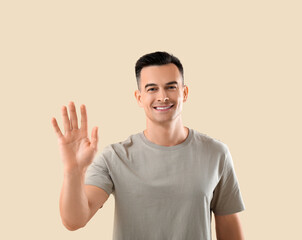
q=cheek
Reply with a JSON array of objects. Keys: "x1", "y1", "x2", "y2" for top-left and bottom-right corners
[
  {"x1": 174, "y1": 91, "x2": 183, "y2": 102},
  {"x1": 140, "y1": 96, "x2": 152, "y2": 109},
  {"x1": 177, "y1": 95, "x2": 185, "y2": 106},
  {"x1": 144, "y1": 95, "x2": 153, "y2": 105}
]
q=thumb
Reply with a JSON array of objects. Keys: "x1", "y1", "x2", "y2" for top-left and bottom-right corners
[{"x1": 91, "y1": 126, "x2": 98, "y2": 151}]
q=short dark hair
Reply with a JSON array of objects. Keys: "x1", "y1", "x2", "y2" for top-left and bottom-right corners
[{"x1": 135, "y1": 51, "x2": 184, "y2": 90}]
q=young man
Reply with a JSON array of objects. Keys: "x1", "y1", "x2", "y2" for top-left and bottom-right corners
[{"x1": 51, "y1": 51, "x2": 245, "y2": 240}]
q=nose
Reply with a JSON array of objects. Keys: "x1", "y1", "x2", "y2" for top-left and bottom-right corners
[{"x1": 157, "y1": 88, "x2": 169, "y2": 102}]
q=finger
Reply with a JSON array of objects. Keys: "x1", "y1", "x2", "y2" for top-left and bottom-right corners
[
  {"x1": 68, "y1": 101, "x2": 79, "y2": 130},
  {"x1": 80, "y1": 104, "x2": 88, "y2": 136},
  {"x1": 62, "y1": 105, "x2": 71, "y2": 133},
  {"x1": 91, "y1": 126, "x2": 98, "y2": 151},
  {"x1": 51, "y1": 117, "x2": 64, "y2": 138}
]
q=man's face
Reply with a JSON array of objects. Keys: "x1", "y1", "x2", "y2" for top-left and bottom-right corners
[{"x1": 134, "y1": 63, "x2": 188, "y2": 125}]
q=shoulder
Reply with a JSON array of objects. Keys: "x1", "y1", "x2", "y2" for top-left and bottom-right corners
[
  {"x1": 101, "y1": 132, "x2": 141, "y2": 158},
  {"x1": 194, "y1": 129, "x2": 238, "y2": 175},
  {"x1": 191, "y1": 128, "x2": 230, "y2": 155}
]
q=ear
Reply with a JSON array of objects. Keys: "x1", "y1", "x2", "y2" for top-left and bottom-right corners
[
  {"x1": 183, "y1": 85, "x2": 189, "y2": 103},
  {"x1": 134, "y1": 89, "x2": 143, "y2": 107}
]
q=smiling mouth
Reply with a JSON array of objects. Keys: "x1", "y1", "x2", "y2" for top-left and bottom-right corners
[{"x1": 153, "y1": 105, "x2": 174, "y2": 111}]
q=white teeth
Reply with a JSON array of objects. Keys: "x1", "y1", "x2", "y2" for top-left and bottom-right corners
[{"x1": 155, "y1": 105, "x2": 173, "y2": 110}]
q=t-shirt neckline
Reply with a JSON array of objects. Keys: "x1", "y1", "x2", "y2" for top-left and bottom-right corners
[{"x1": 138, "y1": 127, "x2": 193, "y2": 151}]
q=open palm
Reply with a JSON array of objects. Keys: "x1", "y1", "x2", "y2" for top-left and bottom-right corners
[{"x1": 51, "y1": 102, "x2": 98, "y2": 172}]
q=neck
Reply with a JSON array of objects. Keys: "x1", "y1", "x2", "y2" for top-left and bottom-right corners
[{"x1": 143, "y1": 118, "x2": 189, "y2": 147}]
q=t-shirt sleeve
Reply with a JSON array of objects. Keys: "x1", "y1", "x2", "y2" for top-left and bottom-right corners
[
  {"x1": 84, "y1": 151, "x2": 114, "y2": 196},
  {"x1": 210, "y1": 146, "x2": 245, "y2": 215}
]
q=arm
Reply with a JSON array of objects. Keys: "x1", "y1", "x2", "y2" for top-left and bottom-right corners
[
  {"x1": 214, "y1": 213, "x2": 245, "y2": 240},
  {"x1": 52, "y1": 102, "x2": 109, "y2": 231},
  {"x1": 60, "y1": 168, "x2": 109, "y2": 230}
]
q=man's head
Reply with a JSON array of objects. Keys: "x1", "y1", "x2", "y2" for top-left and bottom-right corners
[
  {"x1": 135, "y1": 51, "x2": 184, "y2": 91},
  {"x1": 134, "y1": 51, "x2": 188, "y2": 126}
]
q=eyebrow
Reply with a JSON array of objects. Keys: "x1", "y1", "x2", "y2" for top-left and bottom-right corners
[{"x1": 144, "y1": 81, "x2": 178, "y2": 89}]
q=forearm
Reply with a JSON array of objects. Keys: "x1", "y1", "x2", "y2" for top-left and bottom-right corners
[
  {"x1": 215, "y1": 213, "x2": 245, "y2": 240},
  {"x1": 59, "y1": 168, "x2": 90, "y2": 230},
  {"x1": 216, "y1": 231, "x2": 245, "y2": 240}
]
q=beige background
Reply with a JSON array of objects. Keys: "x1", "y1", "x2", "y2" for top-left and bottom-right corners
[{"x1": 1, "y1": 0, "x2": 301, "y2": 239}]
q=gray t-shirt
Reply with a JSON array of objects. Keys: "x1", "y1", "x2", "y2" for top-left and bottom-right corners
[{"x1": 84, "y1": 128, "x2": 245, "y2": 240}]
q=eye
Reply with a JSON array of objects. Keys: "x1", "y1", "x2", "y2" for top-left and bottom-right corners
[
  {"x1": 168, "y1": 86, "x2": 176, "y2": 89},
  {"x1": 147, "y1": 88, "x2": 157, "y2": 92}
]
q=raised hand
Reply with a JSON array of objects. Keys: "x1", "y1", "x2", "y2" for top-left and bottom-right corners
[{"x1": 51, "y1": 102, "x2": 98, "y2": 173}]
